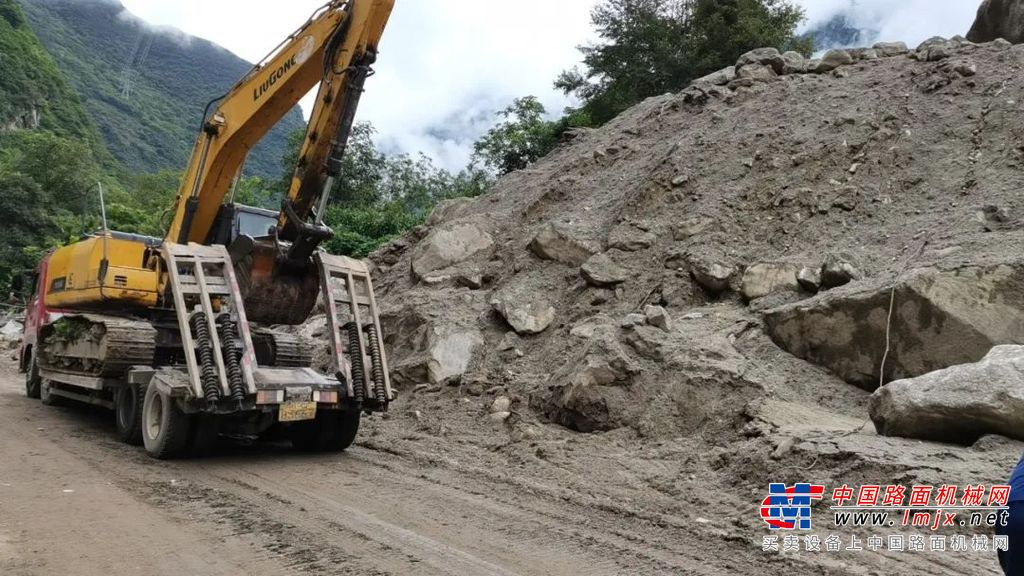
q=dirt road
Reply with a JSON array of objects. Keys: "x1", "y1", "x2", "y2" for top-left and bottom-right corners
[
  {"x1": 0, "y1": 354, "x2": 1012, "y2": 576},
  {"x1": 0, "y1": 362, "x2": 707, "y2": 576}
]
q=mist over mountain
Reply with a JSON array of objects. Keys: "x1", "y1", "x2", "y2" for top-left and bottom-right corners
[{"x1": 17, "y1": 0, "x2": 304, "y2": 178}]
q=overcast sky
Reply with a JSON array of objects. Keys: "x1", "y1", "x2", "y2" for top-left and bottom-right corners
[{"x1": 118, "y1": 0, "x2": 981, "y2": 172}]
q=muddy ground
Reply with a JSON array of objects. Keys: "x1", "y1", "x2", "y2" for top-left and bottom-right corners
[{"x1": 0, "y1": 353, "x2": 1017, "y2": 575}]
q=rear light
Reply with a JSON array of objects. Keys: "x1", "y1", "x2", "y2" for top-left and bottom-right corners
[
  {"x1": 256, "y1": 390, "x2": 285, "y2": 404},
  {"x1": 314, "y1": 390, "x2": 339, "y2": 404}
]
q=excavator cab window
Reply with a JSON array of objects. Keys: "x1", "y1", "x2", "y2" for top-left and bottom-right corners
[
  {"x1": 208, "y1": 204, "x2": 278, "y2": 246},
  {"x1": 235, "y1": 206, "x2": 278, "y2": 240}
]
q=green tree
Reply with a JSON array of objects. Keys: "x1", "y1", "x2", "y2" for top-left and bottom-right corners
[
  {"x1": 471, "y1": 96, "x2": 559, "y2": 176},
  {"x1": 557, "y1": 0, "x2": 807, "y2": 125}
]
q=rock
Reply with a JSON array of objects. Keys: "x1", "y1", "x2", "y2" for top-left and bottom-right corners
[
  {"x1": 764, "y1": 264, "x2": 1024, "y2": 389},
  {"x1": 916, "y1": 37, "x2": 956, "y2": 61},
  {"x1": 820, "y1": 254, "x2": 862, "y2": 289},
  {"x1": 814, "y1": 49, "x2": 853, "y2": 73},
  {"x1": 385, "y1": 307, "x2": 484, "y2": 387},
  {"x1": 621, "y1": 313, "x2": 646, "y2": 328},
  {"x1": 455, "y1": 273, "x2": 484, "y2": 289},
  {"x1": 489, "y1": 411, "x2": 512, "y2": 423},
  {"x1": 673, "y1": 216, "x2": 717, "y2": 240},
  {"x1": 736, "y1": 47, "x2": 785, "y2": 73},
  {"x1": 0, "y1": 320, "x2": 22, "y2": 338},
  {"x1": 736, "y1": 63, "x2": 778, "y2": 83},
  {"x1": 873, "y1": 41, "x2": 909, "y2": 57},
  {"x1": 954, "y1": 61, "x2": 978, "y2": 77},
  {"x1": 688, "y1": 255, "x2": 735, "y2": 294},
  {"x1": 491, "y1": 395, "x2": 512, "y2": 414},
  {"x1": 772, "y1": 437, "x2": 797, "y2": 460},
  {"x1": 694, "y1": 65, "x2": 736, "y2": 86},
  {"x1": 870, "y1": 346, "x2": 1024, "y2": 443},
  {"x1": 797, "y1": 267, "x2": 822, "y2": 293},
  {"x1": 671, "y1": 174, "x2": 690, "y2": 187},
  {"x1": 491, "y1": 288, "x2": 556, "y2": 335},
  {"x1": 740, "y1": 263, "x2": 800, "y2": 301},
  {"x1": 644, "y1": 305, "x2": 672, "y2": 332},
  {"x1": 497, "y1": 331, "x2": 521, "y2": 351},
  {"x1": 608, "y1": 225, "x2": 656, "y2": 252},
  {"x1": 979, "y1": 204, "x2": 1011, "y2": 231},
  {"x1": 780, "y1": 51, "x2": 806, "y2": 74},
  {"x1": 529, "y1": 221, "x2": 597, "y2": 266},
  {"x1": 968, "y1": 0, "x2": 1024, "y2": 44},
  {"x1": 543, "y1": 325, "x2": 641, "y2": 432},
  {"x1": 427, "y1": 331, "x2": 484, "y2": 384},
  {"x1": 581, "y1": 254, "x2": 628, "y2": 287},
  {"x1": 412, "y1": 220, "x2": 494, "y2": 279}
]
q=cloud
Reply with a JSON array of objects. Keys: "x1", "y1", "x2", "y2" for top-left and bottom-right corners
[{"x1": 797, "y1": 0, "x2": 980, "y2": 48}]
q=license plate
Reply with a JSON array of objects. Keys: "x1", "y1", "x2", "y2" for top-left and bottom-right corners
[{"x1": 279, "y1": 401, "x2": 317, "y2": 422}]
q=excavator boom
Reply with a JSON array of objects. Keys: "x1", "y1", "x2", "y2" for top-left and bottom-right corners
[{"x1": 167, "y1": 0, "x2": 394, "y2": 248}]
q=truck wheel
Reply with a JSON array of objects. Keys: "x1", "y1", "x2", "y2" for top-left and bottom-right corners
[
  {"x1": 40, "y1": 379, "x2": 63, "y2": 407},
  {"x1": 142, "y1": 385, "x2": 191, "y2": 459},
  {"x1": 114, "y1": 384, "x2": 144, "y2": 446},
  {"x1": 289, "y1": 411, "x2": 360, "y2": 452},
  {"x1": 25, "y1": 354, "x2": 41, "y2": 399}
]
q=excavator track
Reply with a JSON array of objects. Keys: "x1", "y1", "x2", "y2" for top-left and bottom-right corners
[
  {"x1": 252, "y1": 329, "x2": 314, "y2": 368},
  {"x1": 39, "y1": 315, "x2": 156, "y2": 377}
]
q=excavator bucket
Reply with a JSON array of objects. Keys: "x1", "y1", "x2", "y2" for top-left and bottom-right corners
[{"x1": 231, "y1": 237, "x2": 321, "y2": 326}]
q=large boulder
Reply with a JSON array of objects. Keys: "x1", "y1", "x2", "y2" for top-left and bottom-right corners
[
  {"x1": 736, "y1": 63, "x2": 778, "y2": 83},
  {"x1": 741, "y1": 263, "x2": 800, "y2": 301},
  {"x1": 529, "y1": 221, "x2": 598, "y2": 266},
  {"x1": 689, "y1": 254, "x2": 735, "y2": 294},
  {"x1": 814, "y1": 49, "x2": 854, "y2": 73},
  {"x1": 543, "y1": 324, "x2": 639, "y2": 432},
  {"x1": 411, "y1": 220, "x2": 493, "y2": 279},
  {"x1": 693, "y1": 66, "x2": 736, "y2": 87},
  {"x1": 765, "y1": 265, "x2": 1024, "y2": 390},
  {"x1": 383, "y1": 305, "x2": 484, "y2": 386},
  {"x1": 870, "y1": 346, "x2": 1024, "y2": 443},
  {"x1": 491, "y1": 285, "x2": 556, "y2": 335},
  {"x1": 873, "y1": 41, "x2": 909, "y2": 57},
  {"x1": 967, "y1": 0, "x2": 1024, "y2": 44},
  {"x1": 736, "y1": 47, "x2": 785, "y2": 74}
]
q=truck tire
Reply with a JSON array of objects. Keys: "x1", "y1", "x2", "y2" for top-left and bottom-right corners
[
  {"x1": 114, "y1": 383, "x2": 145, "y2": 446},
  {"x1": 289, "y1": 410, "x2": 360, "y2": 452},
  {"x1": 39, "y1": 379, "x2": 64, "y2": 407},
  {"x1": 25, "y1": 354, "x2": 41, "y2": 399},
  {"x1": 141, "y1": 384, "x2": 192, "y2": 459}
]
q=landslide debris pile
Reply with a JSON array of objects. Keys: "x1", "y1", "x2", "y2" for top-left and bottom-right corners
[{"x1": 315, "y1": 37, "x2": 1024, "y2": 449}]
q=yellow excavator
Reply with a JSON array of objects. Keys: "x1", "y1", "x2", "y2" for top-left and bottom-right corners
[{"x1": 19, "y1": 0, "x2": 395, "y2": 459}]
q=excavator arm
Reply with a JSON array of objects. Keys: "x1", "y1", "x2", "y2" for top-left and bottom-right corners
[
  {"x1": 166, "y1": 0, "x2": 394, "y2": 249},
  {"x1": 163, "y1": 0, "x2": 394, "y2": 326}
]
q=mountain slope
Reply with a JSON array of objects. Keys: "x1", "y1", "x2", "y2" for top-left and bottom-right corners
[
  {"x1": 18, "y1": 0, "x2": 304, "y2": 178},
  {"x1": 0, "y1": 0, "x2": 106, "y2": 155}
]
